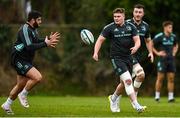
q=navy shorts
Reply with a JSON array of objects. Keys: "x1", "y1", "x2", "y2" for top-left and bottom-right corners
[
  {"x1": 11, "y1": 53, "x2": 33, "y2": 76},
  {"x1": 111, "y1": 57, "x2": 133, "y2": 76},
  {"x1": 157, "y1": 56, "x2": 176, "y2": 73},
  {"x1": 132, "y1": 56, "x2": 139, "y2": 65}
]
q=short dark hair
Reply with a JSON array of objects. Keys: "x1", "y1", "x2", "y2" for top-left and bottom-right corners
[
  {"x1": 162, "y1": 21, "x2": 173, "y2": 27},
  {"x1": 134, "y1": 4, "x2": 145, "y2": 10},
  {"x1": 113, "y1": 8, "x2": 125, "y2": 14},
  {"x1": 27, "y1": 10, "x2": 42, "y2": 21}
]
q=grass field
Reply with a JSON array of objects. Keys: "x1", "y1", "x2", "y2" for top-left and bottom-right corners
[{"x1": 0, "y1": 96, "x2": 180, "y2": 117}]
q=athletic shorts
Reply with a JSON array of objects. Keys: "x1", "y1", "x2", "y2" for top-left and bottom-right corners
[
  {"x1": 111, "y1": 57, "x2": 133, "y2": 76},
  {"x1": 11, "y1": 53, "x2": 33, "y2": 76},
  {"x1": 157, "y1": 56, "x2": 176, "y2": 73},
  {"x1": 132, "y1": 56, "x2": 139, "y2": 65}
]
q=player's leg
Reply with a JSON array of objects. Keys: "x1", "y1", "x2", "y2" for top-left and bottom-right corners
[
  {"x1": 166, "y1": 58, "x2": 176, "y2": 102},
  {"x1": 1, "y1": 75, "x2": 27, "y2": 115},
  {"x1": 133, "y1": 63, "x2": 145, "y2": 95},
  {"x1": 120, "y1": 71, "x2": 146, "y2": 113},
  {"x1": 18, "y1": 67, "x2": 42, "y2": 108},
  {"x1": 167, "y1": 72, "x2": 175, "y2": 102},
  {"x1": 109, "y1": 58, "x2": 129, "y2": 112},
  {"x1": 155, "y1": 72, "x2": 165, "y2": 101},
  {"x1": 109, "y1": 58, "x2": 146, "y2": 113},
  {"x1": 108, "y1": 82, "x2": 124, "y2": 112},
  {"x1": 155, "y1": 60, "x2": 165, "y2": 102},
  {"x1": 110, "y1": 63, "x2": 145, "y2": 110},
  {"x1": 111, "y1": 82, "x2": 124, "y2": 103}
]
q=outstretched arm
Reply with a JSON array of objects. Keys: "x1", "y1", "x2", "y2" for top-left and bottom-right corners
[{"x1": 92, "y1": 35, "x2": 105, "y2": 61}]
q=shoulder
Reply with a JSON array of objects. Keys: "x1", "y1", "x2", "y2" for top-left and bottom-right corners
[
  {"x1": 126, "y1": 19, "x2": 133, "y2": 23},
  {"x1": 154, "y1": 32, "x2": 163, "y2": 39},
  {"x1": 21, "y1": 24, "x2": 32, "y2": 33},
  {"x1": 103, "y1": 22, "x2": 115, "y2": 29},
  {"x1": 142, "y1": 21, "x2": 149, "y2": 26},
  {"x1": 125, "y1": 21, "x2": 136, "y2": 28},
  {"x1": 171, "y1": 33, "x2": 176, "y2": 37}
]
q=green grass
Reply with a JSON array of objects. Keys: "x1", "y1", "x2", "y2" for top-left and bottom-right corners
[{"x1": 0, "y1": 96, "x2": 180, "y2": 117}]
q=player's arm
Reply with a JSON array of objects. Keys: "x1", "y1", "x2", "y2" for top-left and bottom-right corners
[
  {"x1": 21, "y1": 29, "x2": 59, "y2": 51},
  {"x1": 130, "y1": 22, "x2": 140, "y2": 54},
  {"x1": 93, "y1": 35, "x2": 105, "y2": 61},
  {"x1": 153, "y1": 46, "x2": 166, "y2": 57},
  {"x1": 152, "y1": 35, "x2": 166, "y2": 57},
  {"x1": 21, "y1": 28, "x2": 47, "y2": 51},
  {"x1": 145, "y1": 38, "x2": 154, "y2": 62},
  {"x1": 173, "y1": 43, "x2": 178, "y2": 56},
  {"x1": 131, "y1": 35, "x2": 141, "y2": 54}
]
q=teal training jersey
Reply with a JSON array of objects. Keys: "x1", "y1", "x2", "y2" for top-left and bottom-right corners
[
  {"x1": 126, "y1": 19, "x2": 151, "y2": 62},
  {"x1": 153, "y1": 32, "x2": 177, "y2": 57},
  {"x1": 101, "y1": 21, "x2": 138, "y2": 58},
  {"x1": 12, "y1": 23, "x2": 47, "y2": 62}
]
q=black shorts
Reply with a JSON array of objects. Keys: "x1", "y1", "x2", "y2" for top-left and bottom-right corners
[
  {"x1": 157, "y1": 56, "x2": 176, "y2": 73},
  {"x1": 11, "y1": 53, "x2": 33, "y2": 76},
  {"x1": 132, "y1": 56, "x2": 139, "y2": 65},
  {"x1": 111, "y1": 57, "x2": 133, "y2": 76}
]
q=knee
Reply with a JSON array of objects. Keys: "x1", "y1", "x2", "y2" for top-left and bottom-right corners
[
  {"x1": 125, "y1": 79, "x2": 132, "y2": 85},
  {"x1": 168, "y1": 78, "x2": 174, "y2": 83},
  {"x1": 157, "y1": 77, "x2": 164, "y2": 83},
  {"x1": 136, "y1": 69, "x2": 145, "y2": 80},
  {"x1": 34, "y1": 74, "x2": 43, "y2": 83}
]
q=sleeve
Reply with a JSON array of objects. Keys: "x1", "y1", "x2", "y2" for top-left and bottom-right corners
[
  {"x1": 100, "y1": 25, "x2": 111, "y2": 39},
  {"x1": 20, "y1": 25, "x2": 47, "y2": 51},
  {"x1": 37, "y1": 37, "x2": 46, "y2": 43},
  {"x1": 35, "y1": 30, "x2": 46, "y2": 43},
  {"x1": 130, "y1": 24, "x2": 138, "y2": 37},
  {"x1": 153, "y1": 33, "x2": 162, "y2": 46}
]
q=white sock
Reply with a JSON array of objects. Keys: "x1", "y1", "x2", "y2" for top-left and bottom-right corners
[
  {"x1": 155, "y1": 91, "x2": 160, "y2": 99},
  {"x1": 168, "y1": 92, "x2": 174, "y2": 100},
  {"x1": 111, "y1": 93, "x2": 119, "y2": 102},
  {"x1": 20, "y1": 88, "x2": 28, "y2": 96},
  {"x1": 132, "y1": 100, "x2": 140, "y2": 108},
  {"x1": 135, "y1": 92, "x2": 138, "y2": 97},
  {"x1": 4, "y1": 98, "x2": 13, "y2": 107}
]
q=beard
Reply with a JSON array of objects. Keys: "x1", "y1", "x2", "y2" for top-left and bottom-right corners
[{"x1": 33, "y1": 21, "x2": 39, "y2": 28}]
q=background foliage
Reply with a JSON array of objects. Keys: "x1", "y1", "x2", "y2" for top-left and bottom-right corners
[{"x1": 0, "y1": 0, "x2": 179, "y2": 96}]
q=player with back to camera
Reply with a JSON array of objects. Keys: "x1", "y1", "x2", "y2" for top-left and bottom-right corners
[
  {"x1": 1, "y1": 10, "x2": 60, "y2": 115},
  {"x1": 93, "y1": 7, "x2": 146, "y2": 113},
  {"x1": 153, "y1": 21, "x2": 178, "y2": 102},
  {"x1": 108, "y1": 4, "x2": 153, "y2": 112}
]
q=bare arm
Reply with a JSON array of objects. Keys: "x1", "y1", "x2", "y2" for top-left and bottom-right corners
[
  {"x1": 173, "y1": 43, "x2": 179, "y2": 56},
  {"x1": 92, "y1": 35, "x2": 106, "y2": 61},
  {"x1": 145, "y1": 38, "x2": 154, "y2": 62},
  {"x1": 131, "y1": 35, "x2": 141, "y2": 54},
  {"x1": 152, "y1": 43, "x2": 166, "y2": 57}
]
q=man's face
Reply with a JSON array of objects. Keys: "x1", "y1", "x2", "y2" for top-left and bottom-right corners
[
  {"x1": 164, "y1": 25, "x2": 173, "y2": 33},
  {"x1": 33, "y1": 17, "x2": 42, "y2": 28},
  {"x1": 133, "y1": 8, "x2": 144, "y2": 22},
  {"x1": 113, "y1": 13, "x2": 125, "y2": 25}
]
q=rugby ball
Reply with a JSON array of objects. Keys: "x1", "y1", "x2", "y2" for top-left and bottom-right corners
[{"x1": 80, "y1": 29, "x2": 94, "y2": 45}]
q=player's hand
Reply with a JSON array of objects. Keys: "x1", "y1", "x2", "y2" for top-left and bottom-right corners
[
  {"x1": 49, "y1": 32, "x2": 60, "y2": 41},
  {"x1": 148, "y1": 52, "x2": 154, "y2": 63},
  {"x1": 130, "y1": 46, "x2": 138, "y2": 54},
  {"x1": 45, "y1": 35, "x2": 59, "y2": 48},
  {"x1": 158, "y1": 51, "x2": 166, "y2": 57},
  {"x1": 93, "y1": 53, "x2": 99, "y2": 61},
  {"x1": 173, "y1": 52, "x2": 176, "y2": 57}
]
